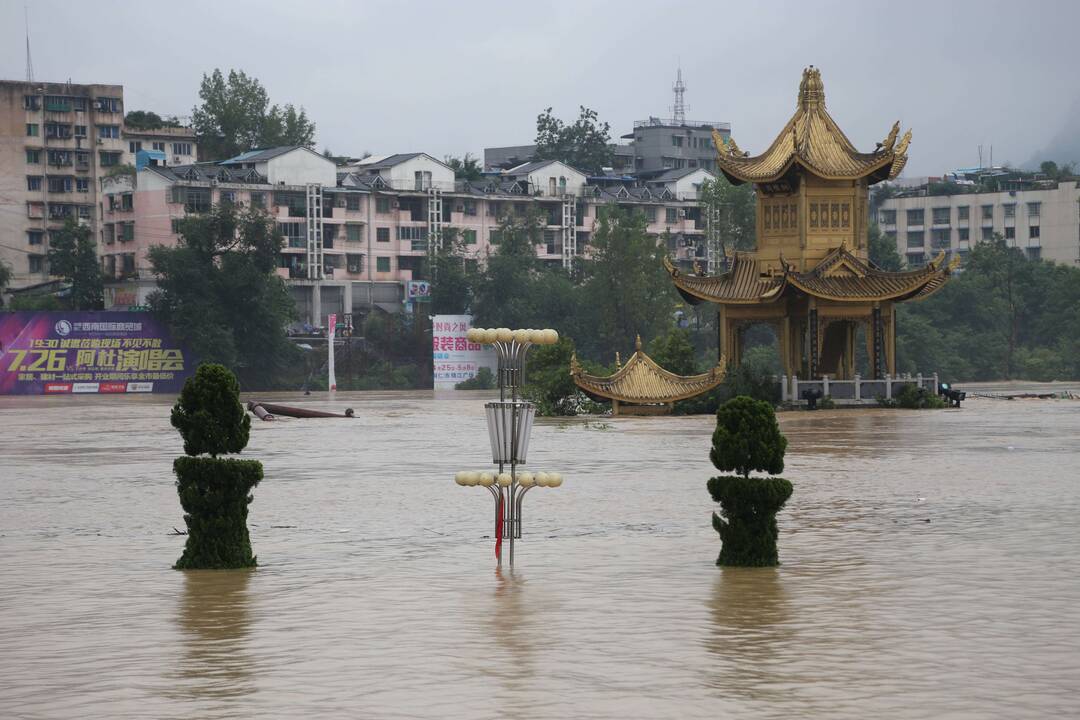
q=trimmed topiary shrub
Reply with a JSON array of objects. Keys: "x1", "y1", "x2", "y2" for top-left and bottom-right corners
[
  {"x1": 172, "y1": 363, "x2": 262, "y2": 569},
  {"x1": 708, "y1": 396, "x2": 793, "y2": 567}
]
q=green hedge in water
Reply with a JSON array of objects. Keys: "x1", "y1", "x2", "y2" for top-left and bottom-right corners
[
  {"x1": 708, "y1": 396, "x2": 792, "y2": 567},
  {"x1": 174, "y1": 456, "x2": 262, "y2": 569},
  {"x1": 171, "y1": 363, "x2": 262, "y2": 569}
]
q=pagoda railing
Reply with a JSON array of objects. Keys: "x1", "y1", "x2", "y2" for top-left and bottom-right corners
[{"x1": 780, "y1": 373, "x2": 939, "y2": 405}]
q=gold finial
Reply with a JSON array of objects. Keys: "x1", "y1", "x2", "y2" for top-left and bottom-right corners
[
  {"x1": 615, "y1": 351, "x2": 622, "y2": 369},
  {"x1": 635, "y1": 334, "x2": 642, "y2": 351},
  {"x1": 570, "y1": 352, "x2": 581, "y2": 375},
  {"x1": 726, "y1": 137, "x2": 744, "y2": 156},
  {"x1": 798, "y1": 65, "x2": 825, "y2": 109},
  {"x1": 880, "y1": 121, "x2": 900, "y2": 152}
]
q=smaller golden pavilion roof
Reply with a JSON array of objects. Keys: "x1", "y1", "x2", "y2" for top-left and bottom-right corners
[
  {"x1": 666, "y1": 246, "x2": 958, "y2": 306},
  {"x1": 713, "y1": 66, "x2": 910, "y2": 185},
  {"x1": 571, "y1": 336, "x2": 727, "y2": 404}
]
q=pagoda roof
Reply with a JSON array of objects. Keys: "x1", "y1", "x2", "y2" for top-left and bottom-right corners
[
  {"x1": 571, "y1": 337, "x2": 727, "y2": 404},
  {"x1": 713, "y1": 67, "x2": 910, "y2": 185},
  {"x1": 665, "y1": 247, "x2": 958, "y2": 305}
]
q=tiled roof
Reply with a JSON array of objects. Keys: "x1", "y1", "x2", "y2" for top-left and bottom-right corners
[
  {"x1": 714, "y1": 67, "x2": 910, "y2": 185},
  {"x1": 571, "y1": 338, "x2": 726, "y2": 404},
  {"x1": 220, "y1": 146, "x2": 304, "y2": 165},
  {"x1": 664, "y1": 246, "x2": 957, "y2": 305}
]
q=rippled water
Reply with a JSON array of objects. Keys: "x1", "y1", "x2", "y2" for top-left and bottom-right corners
[{"x1": 1, "y1": 388, "x2": 1079, "y2": 719}]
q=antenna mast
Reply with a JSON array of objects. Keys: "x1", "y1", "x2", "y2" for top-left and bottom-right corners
[
  {"x1": 672, "y1": 66, "x2": 686, "y2": 125},
  {"x1": 25, "y1": 6, "x2": 34, "y2": 83}
]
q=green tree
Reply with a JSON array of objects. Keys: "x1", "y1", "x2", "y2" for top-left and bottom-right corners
[
  {"x1": 699, "y1": 176, "x2": 756, "y2": 254},
  {"x1": 577, "y1": 207, "x2": 678, "y2": 358},
  {"x1": 445, "y1": 154, "x2": 484, "y2": 181},
  {"x1": 427, "y1": 227, "x2": 475, "y2": 315},
  {"x1": 534, "y1": 106, "x2": 613, "y2": 174},
  {"x1": 471, "y1": 210, "x2": 547, "y2": 328},
  {"x1": 124, "y1": 110, "x2": 181, "y2": 131},
  {"x1": 867, "y1": 221, "x2": 904, "y2": 271},
  {"x1": 192, "y1": 69, "x2": 316, "y2": 160},
  {"x1": 148, "y1": 204, "x2": 297, "y2": 388},
  {"x1": 171, "y1": 363, "x2": 262, "y2": 569},
  {"x1": 648, "y1": 327, "x2": 698, "y2": 375},
  {"x1": 707, "y1": 396, "x2": 793, "y2": 567},
  {"x1": 46, "y1": 219, "x2": 104, "y2": 310}
]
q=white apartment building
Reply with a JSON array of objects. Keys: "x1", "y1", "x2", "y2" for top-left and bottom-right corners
[
  {"x1": 99, "y1": 147, "x2": 716, "y2": 324},
  {"x1": 878, "y1": 181, "x2": 1080, "y2": 267}
]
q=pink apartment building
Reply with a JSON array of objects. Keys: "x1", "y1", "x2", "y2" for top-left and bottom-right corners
[{"x1": 99, "y1": 146, "x2": 715, "y2": 324}]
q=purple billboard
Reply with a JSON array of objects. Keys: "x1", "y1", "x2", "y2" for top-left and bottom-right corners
[{"x1": 0, "y1": 312, "x2": 193, "y2": 395}]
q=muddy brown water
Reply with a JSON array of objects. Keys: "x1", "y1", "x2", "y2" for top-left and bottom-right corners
[{"x1": 1, "y1": 387, "x2": 1078, "y2": 719}]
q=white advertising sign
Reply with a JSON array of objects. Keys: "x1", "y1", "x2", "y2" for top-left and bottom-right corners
[{"x1": 432, "y1": 314, "x2": 496, "y2": 389}]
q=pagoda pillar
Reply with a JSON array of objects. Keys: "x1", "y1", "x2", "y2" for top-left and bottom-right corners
[
  {"x1": 886, "y1": 304, "x2": 897, "y2": 375},
  {"x1": 779, "y1": 316, "x2": 793, "y2": 377}
]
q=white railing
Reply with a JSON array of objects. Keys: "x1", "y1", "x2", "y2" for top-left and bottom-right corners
[{"x1": 779, "y1": 373, "x2": 939, "y2": 404}]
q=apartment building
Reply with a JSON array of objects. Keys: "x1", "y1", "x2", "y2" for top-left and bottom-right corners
[
  {"x1": 100, "y1": 147, "x2": 713, "y2": 324},
  {"x1": 123, "y1": 125, "x2": 197, "y2": 167},
  {"x1": 0, "y1": 79, "x2": 127, "y2": 289},
  {"x1": 878, "y1": 181, "x2": 1080, "y2": 267}
]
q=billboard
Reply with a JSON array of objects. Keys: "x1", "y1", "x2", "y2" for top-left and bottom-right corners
[
  {"x1": 0, "y1": 312, "x2": 193, "y2": 395},
  {"x1": 432, "y1": 314, "x2": 496, "y2": 389},
  {"x1": 407, "y1": 280, "x2": 431, "y2": 301}
]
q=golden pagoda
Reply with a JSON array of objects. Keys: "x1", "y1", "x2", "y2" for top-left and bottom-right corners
[
  {"x1": 571, "y1": 336, "x2": 726, "y2": 415},
  {"x1": 666, "y1": 67, "x2": 956, "y2": 379}
]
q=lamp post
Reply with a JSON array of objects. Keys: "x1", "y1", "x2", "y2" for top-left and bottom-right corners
[{"x1": 455, "y1": 327, "x2": 564, "y2": 567}]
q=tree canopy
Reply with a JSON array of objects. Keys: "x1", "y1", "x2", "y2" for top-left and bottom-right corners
[
  {"x1": 47, "y1": 219, "x2": 104, "y2": 310},
  {"x1": 710, "y1": 396, "x2": 787, "y2": 479},
  {"x1": 124, "y1": 110, "x2": 182, "y2": 131},
  {"x1": 445, "y1": 154, "x2": 483, "y2": 181},
  {"x1": 0, "y1": 260, "x2": 11, "y2": 307},
  {"x1": 171, "y1": 363, "x2": 251, "y2": 457},
  {"x1": 148, "y1": 204, "x2": 297, "y2": 388},
  {"x1": 192, "y1": 69, "x2": 316, "y2": 161},
  {"x1": 534, "y1": 106, "x2": 613, "y2": 174},
  {"x1": 698, "y1": 176, "x2": 756, "y2": 254}
]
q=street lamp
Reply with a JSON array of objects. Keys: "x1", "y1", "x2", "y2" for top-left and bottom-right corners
[{"x1": 454, "y1": 327, "x2": 564, "y2": 567}]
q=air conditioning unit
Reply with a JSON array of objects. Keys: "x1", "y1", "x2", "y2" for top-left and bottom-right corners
[
  {"x1": 336, "y1": 198, "x2": 346, "y2": 208},
  {"x1": 210, "y1": 179, "x2": 218, "y2": 187},
  {"x1": 173, "y1": 155, "x2": 183, "y2": 164},
  {"x1": 96, "y1": 139, "x2": 104, "y2": 145},
  {"x1": 391, "y1": 200, "x2": 400, "y2": 209},
  {"x1": 677, "y1": 210, "x2": 686, "y2": 219}
]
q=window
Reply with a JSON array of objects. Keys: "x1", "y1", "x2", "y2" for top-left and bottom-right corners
[
  {"x1": 47, "y1": 150, "x2": 73, "y2": 167},
  {"x1": 666, "y1": 207, "x2": 677, "y2": 224},
  {"x1": 47, "y1": 176, "x2": 73, "y2": 193},
  {"x1": 29, "y1": 255, "x2": 45, "y2": 274},
  {"x1": 27, "y1": 123, "x2": 39, "y2": 137},
  {"x1": 27, "y1": 230, "x2": 44, "y2": 245},
  {"x1": 906, "y1": 208, "x2": 924, "y2": 225},
  {"x1": 170, "y1": 219, "x2": 182, "y2": 234},
  {"x1": 931, "y1": 228, "x2": 950, "y2": 248},
  {"x1": 376, "y1": 196, "x2": 391, "y2": 214},
  {"x1": 72, "y1": 98, "x2": 87, "y2": 112},
  {"x1": 397, "y1": 226, "x2": 428, "y2": 241},
  {"x1": 97, "y1": 97, "x2": 122, "y2": 113},
  {"x1": 76, "y1": 179, "x2": 89, "y2": 196},
  {"x1": 958, "y1": 206, "x2": 970, "y2": 221},
  {"x1": 99, "y1": 151, "x2": 122, "y2": 167},
  {"x1": 671, "y1": 135, "x2": 684, "y2": 147},
  {"x1": 905, "y1": 252, "x2": 925, "y2": 267},
  {"x1": 463, "y1": 229, "x2": 477, "y2": 245},
  {"x1": 346, "y1": 195, "x2": 361, "y2": 211},
  {"x1": 880, "y1": 209, "x2": 896, "y2": 224},
  {"x1": 645, "y1": 206, "x2": 658, "y2": 222},
  {"x1": 1029, "y1": 225, "x2": 1040, "y2": 239},
  {"x1": 184, "y1": 187, "x2": 211, "y2": 213},
  {"x1": 490, "y1": 229, "x2": 502, "y2": 244},
  {"x1": 347, "y1": 225, "x2": 362, "y2": 243},
  {"x1": 1003, "y1": 203, "x2": 1016, "y2": 219},
  {"x1": 347, "y1": 254, "x2": 363, "y2": 273},
  {"x1": 76, "y1": 152, "x2": 90, "y2": 169},
  {"x1": 1004, "y1": 226, "x2": 1015, "y2": 239},
  {"x1": 464, "y1": 200, "x2": 477, "y2": 216},
  {"x1": 487, "y1": 201, "x2": 499, "y2": 217},
  {"x1": 45, "y1": 123, "x2": 71, "y2": 139},
  {"x1": 121, "y1": 223, "x2": 135, "y2": 242},
  {"x1": 220, "y1": 190, "x2": 237, "y2": 206},
  {"x1": 932, "y1": 207, "x2": 951, "y2": 225},
  {"x1": 120, "y1": 253, "x2": 136, "y2": 275},
  {"x1": 129, "y1": 141, "x2": 142, "y2": 154},
  {"x1": 376, "y1": 227, "x2": 390, "y2": 242},
  {"x1": 906, "y1": 230, "x2": 925, "y2": 248},
  {"x1": 981, "y1": 205, "x2": 994, "y2": 221},
  {"x1": 74, "y1": 125, "x2": 87, "y2": 138},
  {"x1": 958, "y1": 227, "x2": 969, "y2": 241},
  {"x1": 413, "y1": 170, "x2": 432, "y2": 191},
  {"x1": 1026, "y1": 247, "x2": 1041, "y2": 260},
  {"x1": 27, "y1": 176, "x2": 43, "y2": 191},
  {"x1": 249, "y1": 192, "x2": 265, "y2": 208},
  {"x1": 376, "y1": 256, "x2": 391, "y2": 273},
  {"x1": 24, "y1": 95, "x2": 40, "y2": 110},
  {"x1": 152, "y1": 142, "x2": 165, "y2": 152},
  {"x1": 172, "y1": 143, "x2": 192, "y2": 156},
  {"x1": 323, "y1": 226, "x2": 336, "y2": 248},
  {"x1": 26, "y1": 149, "x2": 41, "y2": 164},
  {"x1": 98, "y1": 125, "x2": 120, "y2": 139},
  {"x1": 279, "y1": 222, "x2": 306, "y2": 248},
  {"x1": 982, "y1": 227, "x2": 995, "y2": 241},
  {"x1": 1027, "y1": 202, "x2": 1041, "y2": 217}
]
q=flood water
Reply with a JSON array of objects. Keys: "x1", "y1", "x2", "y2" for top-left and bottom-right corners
[{"x1": 1, "y1": 388, "x2": 1079, "y2": 719}]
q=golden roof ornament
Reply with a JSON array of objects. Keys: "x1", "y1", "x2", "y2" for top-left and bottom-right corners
[
  {"x1": 798, "y1": 65, "x2": 825, "y2": 108},
  {"x1": 615, "y1": 351, "x2": 622, "y2": 369},
  {"x1": 635, "y1": 334, "x2": 642, "y2": 351}
]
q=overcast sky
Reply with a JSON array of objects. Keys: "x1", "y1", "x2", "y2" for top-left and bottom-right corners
[{"x1": 3, "y1": 0, "x2": 1078, "y2": 175}]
